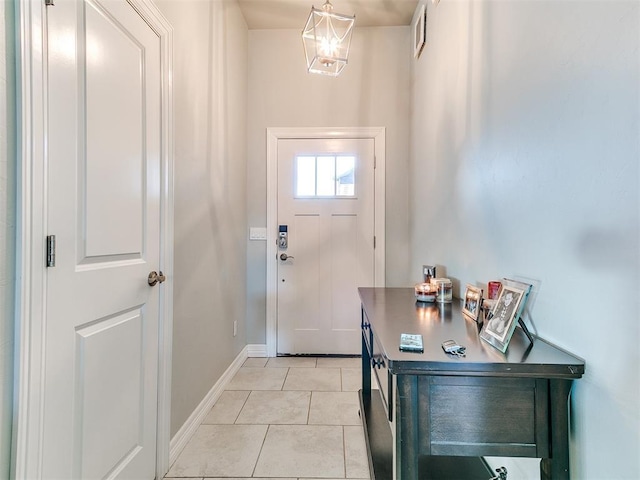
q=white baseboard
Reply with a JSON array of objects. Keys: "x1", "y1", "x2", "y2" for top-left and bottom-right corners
[
  {"x1": 247, "y1": 343, "x2": 268, "y2": 357},
  {"x1": 169, "y1": 345, "x2": 249, "y2": 466}
]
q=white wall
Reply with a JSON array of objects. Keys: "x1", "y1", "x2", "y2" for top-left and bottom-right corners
[
  {"x1": 154, "y1": 0, "x2": 248, "y2": 436},
  {"x1": 246, "y1": 26, "x2": 412, "y2": 344},
  {"x1": 0, "y1": 0, "x2": 16, "y2": 476},
  {"x1": 410, "y1": 1, "x2": 639, "y2": 478}
]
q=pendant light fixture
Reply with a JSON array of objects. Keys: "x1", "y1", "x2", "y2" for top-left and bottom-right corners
[{"x1": 302, "y1": 0, "x2": 355, "y2": 77}]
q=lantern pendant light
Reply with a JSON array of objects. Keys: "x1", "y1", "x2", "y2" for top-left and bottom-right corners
[{"x1": 302, "y1": 0, "x2": 355, "y2": 76}]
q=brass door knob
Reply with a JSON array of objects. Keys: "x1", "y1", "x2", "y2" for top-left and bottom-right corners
[{"x1": 148, "y1": 271, "x2": 166, "y2": 286}]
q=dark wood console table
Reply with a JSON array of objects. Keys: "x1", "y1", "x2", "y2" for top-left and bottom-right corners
[{"x1": 358, "y1": 287, "x2": 584, "y2": 480}]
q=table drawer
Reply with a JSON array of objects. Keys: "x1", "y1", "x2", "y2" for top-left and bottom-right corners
[{"x1": 413, "y1": 376, "x2": 550, "y2": 458}]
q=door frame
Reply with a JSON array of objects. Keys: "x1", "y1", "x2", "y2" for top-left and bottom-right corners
[
  {"x1": 13, "y1": 0, "x2": 174, "y2": 478},
  {"x1": 266, "y1": 127, "x2": 386, "y2": 357}
]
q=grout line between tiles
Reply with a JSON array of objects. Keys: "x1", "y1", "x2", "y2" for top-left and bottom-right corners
[
  {"x1": 250, "y1": 420, "x2": 271, "y2": 478},
  {"x1": 281, "y1": 367, "x2": 289, "y2": 390},
  {"x1": 232, "y1": 390, "x2": 251, "y2": 424},
  {"x1": 342, "y1": 425, "x2": 347, "y2": 479}
]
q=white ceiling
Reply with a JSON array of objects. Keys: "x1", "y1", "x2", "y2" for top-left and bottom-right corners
[{"x1": 237, "y1": 0, "x2": 419, "y2": 29}]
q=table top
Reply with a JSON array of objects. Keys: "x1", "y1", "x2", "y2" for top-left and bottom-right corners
[{"x1": 359, "y1": 287, "x2": 585, "y2": 379}]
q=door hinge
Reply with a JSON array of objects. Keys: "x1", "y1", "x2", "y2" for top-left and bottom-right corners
[
  {"x1": 45, "y1": 0, "x2": 54, "y2": 6},
  {"x1": 373, "y1": 236, "x2": 376, "y2": 249},
  {"x1": 374, "y1": 156, "x2": 377, "y2": 169},
  {"x1": 46, "y1": 235, "x2": 56, "y2": 267}
]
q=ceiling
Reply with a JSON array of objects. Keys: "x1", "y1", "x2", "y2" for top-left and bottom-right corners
[{"x1": 237, "y1": 0, "x2": 419, "y2": 29}]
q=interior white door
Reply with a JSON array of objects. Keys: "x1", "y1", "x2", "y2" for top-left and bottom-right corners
[
  {"x1": 276, "y1": 138, "x2": 375, "y2": 355},
  {"x1": 44, "y1": 0, "x2": 162, "y2": 477}
]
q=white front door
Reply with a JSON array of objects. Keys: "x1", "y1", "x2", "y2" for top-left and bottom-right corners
[
  {"x1": 43, "y1": 0, "x2": 162, "y2": 477},
  {"x1": 276, "y1": 138, "x2": 376, "y2": 355}
]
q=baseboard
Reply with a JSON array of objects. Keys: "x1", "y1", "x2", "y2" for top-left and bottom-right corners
[
  {"x1": 247, "y1": 343, "x2": 268, "y2": 357},
  {"x1": 169, "y1": 345, "x2": 249, "y2": 465}
]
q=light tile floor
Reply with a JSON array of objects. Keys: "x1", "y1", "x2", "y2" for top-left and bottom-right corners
[{"x1": 166, "y1": 356, "x2": 369, "y2": 480}]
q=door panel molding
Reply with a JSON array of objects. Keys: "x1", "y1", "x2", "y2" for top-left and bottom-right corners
[
  {"x1": 13, "y1": 0, "x2": 174, "y2": 477},
  {"x1": 266, "y1": 127, "x2": 386, "y2": 357}
]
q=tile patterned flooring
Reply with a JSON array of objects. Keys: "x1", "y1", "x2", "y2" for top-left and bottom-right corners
[{"x1": 166, "y1": 356, "x2": 370, "y2": 480}]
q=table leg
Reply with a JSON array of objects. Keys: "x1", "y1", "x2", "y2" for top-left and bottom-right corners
[
  {"x1": 361, "y1": 308, "x2": 371, "y2": 394},
  {"x1": 362, "y1": 337, "x2": 371, "y2": 394},
  {"x1": 540, "y1": 379, "x2": 573, "y2": 480},
  {"x1": 396, "y1": 375, "x2": 420, "y2": 480}
]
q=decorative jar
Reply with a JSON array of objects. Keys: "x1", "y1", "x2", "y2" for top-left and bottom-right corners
[
  {"x1": 414, "y1": 282, "x2": 438, "y2": 303},
  {"x1": 431, "y1": 278, "x2": 453, "y2": 303}
]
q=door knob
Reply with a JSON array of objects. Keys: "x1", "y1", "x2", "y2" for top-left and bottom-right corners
[
  {"x1": 280, "y1": 253, "x2": 294, "y2": 261},
  {"x1": 148, "y1": 271, "x2": 166, "y2": 286}
]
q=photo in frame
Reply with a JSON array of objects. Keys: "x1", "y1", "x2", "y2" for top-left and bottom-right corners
[
  {"x1": 462, "y1": 284, "x2": 483, "y2": 322},
  {"x1": 413, "y1": 4, "x2": 426, "y2": 58},
  {"x1": 502, "y1": 278, "x2": 533, "y2": 319},
  {"x1": 480, "y1": 284, "x2": 525, "y2": 352}
]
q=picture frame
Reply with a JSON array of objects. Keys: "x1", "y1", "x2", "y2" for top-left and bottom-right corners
[
  {"x1": 480, "y1": 284, "x2": 526, "y2": 353},
  {"x1": 462, "y1": 284, "x2": 483, "y2": 322},
  {"x1": 413, "y1": 4, "x2": 426, "y2": 58}
]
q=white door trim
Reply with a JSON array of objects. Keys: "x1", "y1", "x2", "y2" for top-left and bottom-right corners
[
  {"x1": 266, "y1": 127, "x2": 386, "y2": 358},
  {"x1": 13, "y1": 1, "x2": 174, "y2": 478}
]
